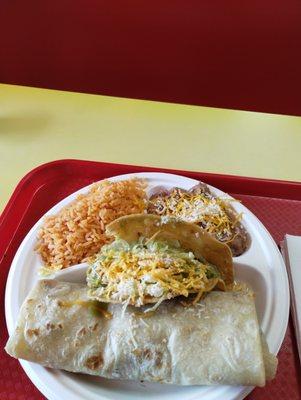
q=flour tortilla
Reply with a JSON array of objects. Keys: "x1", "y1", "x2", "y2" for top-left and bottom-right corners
[
  {"x1": 106, "y1": 214, "x2": 233, "y2": 285},
  {"x1": 5, "y1": 280, "x2": 276, "y2": 386}
]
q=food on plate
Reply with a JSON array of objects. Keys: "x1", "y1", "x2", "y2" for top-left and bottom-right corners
[
  {"x1": 35, "y1": 178, "x2": 247, "y2": 274},
  {"x1": 147, "y1": 183, "x2": 248, "y2": 256},
  {"x1": 87, "y1": 214, "x2": 233, "y2": 307},
  {"x1": 35, "y1": 179, "x2": 147, "y2": 270},
  {"x1": 5, "y1": 279, "x2": 277, "y2": 386}
]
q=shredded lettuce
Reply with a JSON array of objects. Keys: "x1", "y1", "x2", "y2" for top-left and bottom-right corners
[{"x1": 86, "y1": 237, "x2": 220, "y2": 295}]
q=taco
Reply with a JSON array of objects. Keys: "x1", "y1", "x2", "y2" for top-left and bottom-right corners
[{"x1": 86, "y1": 214, "x2": 233, "y2": 307}]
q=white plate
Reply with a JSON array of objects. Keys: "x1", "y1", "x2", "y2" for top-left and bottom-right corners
[{"x1": 5, "y1": 172, "x2": 289, "y2": 400}]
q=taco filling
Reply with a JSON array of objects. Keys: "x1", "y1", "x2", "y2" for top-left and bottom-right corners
[
  {"x1": 87, "y1": 214, "x2": 233, "y2": 307},
  {"x1": 87, "y1": 238, "x2": 222, "y2": 307}
]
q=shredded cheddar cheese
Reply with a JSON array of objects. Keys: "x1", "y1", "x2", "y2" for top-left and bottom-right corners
[
  {"x1": 87, "y1": 239, "x2": 223, "y2": 307},
  {"x1": 148, "y1": 188, "x2": 242, "y2": 244}
]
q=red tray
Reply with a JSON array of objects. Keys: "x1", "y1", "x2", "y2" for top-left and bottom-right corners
[{"x1": 1, "y1": 159, "x2": 301, "y2": 400}]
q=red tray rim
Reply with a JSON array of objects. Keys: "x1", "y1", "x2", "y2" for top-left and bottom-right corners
[
  {"x1": 1, "y1": 158, "x2": 301, "y2": 226},
  {"x1": 1, "y1": 158, "x2": 301, "y2": 263}
]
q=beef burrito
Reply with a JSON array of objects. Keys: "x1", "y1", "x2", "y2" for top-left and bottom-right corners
[{"x1": 5, "y1": 279, "x2": 277, "y2": 386}]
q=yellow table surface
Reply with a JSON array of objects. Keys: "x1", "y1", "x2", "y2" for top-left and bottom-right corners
[{"x1": 1, "y1": 84, "x2": 301, "y2": 211}]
